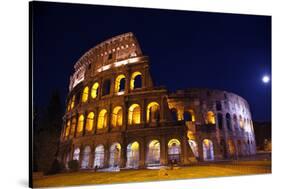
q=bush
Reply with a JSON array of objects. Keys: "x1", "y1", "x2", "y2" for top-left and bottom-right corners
[
  {"x1": 46, "y1": 159, "x2": 65, "y2": 175},
  {"x1": 68, "y1": 160, "x2": 79, "y2": 171}
]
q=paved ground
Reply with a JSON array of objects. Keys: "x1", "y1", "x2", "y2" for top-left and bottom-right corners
[{"x1": 33, "y1": 158, "x2": 271, "y2": 188}]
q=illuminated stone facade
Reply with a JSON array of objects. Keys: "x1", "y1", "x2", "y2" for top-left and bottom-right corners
[{"x1": 58, "y1": 32, "x2": 256, "y2": 170}]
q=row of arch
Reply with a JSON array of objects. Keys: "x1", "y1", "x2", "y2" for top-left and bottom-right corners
[
  {"x1": 65, "y1": 139, "x2": 182, "y2": 169},
  {"x1": 63, "y1": 102, "x2": 160, "y2": 139},
  {"x1": 67, "y1": 71, "x2": 143, "y2": 111},
  {"x1": 171, "y1": 108, "x2": 253, "y2": 133}
]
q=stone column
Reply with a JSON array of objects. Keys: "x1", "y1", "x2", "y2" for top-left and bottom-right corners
[
  {"x1": 104, "y1": 144, "x2": 110, "y2": 168},
  {"x1": 141, "y1": 99, "x2": 146, "y2": 127},
  {"x1": 93, "y1": 107, "x2": 99, "y2": 134},
  {"x1": 139, "y1": 138, "x2": 146, "y2": 168},
  {"x1": 160, "y1": 136, "x2": 167, "y2": 165}
]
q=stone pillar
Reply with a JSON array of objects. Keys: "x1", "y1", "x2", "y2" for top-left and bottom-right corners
[
  {"x1": 89, "y1": 144, "x2": 95, "y2": 168},
  {"x1": 93, "y1": 107, "x2": 99, "y2": 134},
  {"x1": 139, "y1": 139, "x2": 146, "y2": 168},
  {"x1": 160, "y1": 96, "x2": 166, "y2": 123},
  {"x1": 141, "y1": 99, "x2": 146, "y2": 127},
  {"x1": 107, "y1": 105, "x2": 112, "y2": 133},
  {"x1": 198, "y1": 139, "x2": 204, "y2": 161},
  {"x1": 83, "y1": 112, "x2": 87, "y2": 136},
  {"x1": 160, "y1": 136, "x2": 167, "y2": 165},
  {"x1": 104, "y1": 144, "x2": 110, "y2": 168},
  {"x1": 120, "y1": 141, "x2": 127, "y2": 168}
]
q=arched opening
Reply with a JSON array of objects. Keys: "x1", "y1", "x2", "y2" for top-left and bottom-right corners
[
  {"x1": 76, "y1": 115, "x2": 84, "y2": 135},
  {"x1": 70, "y1": 117, "x2": 76, "y2": 137},
  {"x1": 188, "y1": 140, "x2": 199, "y2": 158},
  {"x1": 202, "y1": 139, "x2": 214, "y2": 161},
  {"x1": 170, "y1": 108, "x2": 178, "y2": 121},
  {"x1": 115, "y1": 74, "x2": 126, "y2": 93},
  {"x1": 86, "y1": 112, "x2": 94, "y2": 132},
  {"x1": 102, "y1": 79, "x2": 111, "y2": 96},
  {"x1": 109, "y1": 143, "x2": 121, "y2": 168},
  {"x1": 239, "y1": 115, "x2": 244, "y2": 129},
  {"x1": 216, "y1": 101, "x2": 222, "y2": 111},
  {"x1": 217, "y1": 113, "x2": 223, "y2": 130},
  {"x1": 91, "y1": 82, "x2": 99, "y2": 99},
  {"x1": 146, "y1": 140, "x2": 160, "y2": 166},
  {"x1": 73, "y1": 147, "x2": 80, "y2": 160},
  {"x1": 111, "y1": 106, "x2": 123, "y2": 127},
  {"x1": 206, "y1": 111, "x2": 216, "y2": 124},
  {"x1": 168, "y1": 139, "x2": 181, "y2": 163},
  {"x1": 146, "y1": 102, "x2": 160, "y2": 123},
  {"x1": 228, "y1": 139, "x2": 236, "y2": 157},
  {"x1": 82, "y1": 86, "x2": 89, "y2": 103},
  {"x1": 126, "y1": 141, "x2": 139, "y2": 168},
  {"x1": 65, "y1": 120, "x2": 70, "y2": 138},
  {"x1": 81, "y1": 146, "x2": 91, "y2": 169},
  {"x1": 93, "y1": 145, "x2": 104, "y2": 168},
  {"x1": 226, "y1": 113, "x2": 232, "y2": 131},
  {"x1": 70, "y1": 95, "x2": 75, "y2": 109},
  {"x1": 130, "y1": 71, "x2": 142, "y2": 90},
  {"x1": 184, "y1": 111, "x2": 192, "y2": 122},
  {"x1": 128, "y1": 104, "x2": 141, "y2": 125},
  {"x1": 97, "y1": 109, "x2": 108, "y2": 129}
]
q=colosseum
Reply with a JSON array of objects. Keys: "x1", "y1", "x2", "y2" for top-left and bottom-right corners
[{"x1": 58, "y1": 32, "x2": 256, "y2": 170}]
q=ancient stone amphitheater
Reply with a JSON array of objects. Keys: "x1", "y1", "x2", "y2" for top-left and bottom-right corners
[{"x1": 58, "y1": 32, "x2": 256, "y2": 170}]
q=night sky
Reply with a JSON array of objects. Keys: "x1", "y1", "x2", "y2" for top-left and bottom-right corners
[{"x1": 32, "y1": 1, "x2": 271, "y2": 121}]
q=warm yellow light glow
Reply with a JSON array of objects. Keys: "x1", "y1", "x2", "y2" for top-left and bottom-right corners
[
  {"x1": 203, "y1": 139, "x2": 210, "y2": 148},
  {"x1": 239, "y1": 116, "x2": 243, "y2": 128},
  {"x1": 187, "y1": 131, "x2": 195, "y2": 140},
  {"x1": 70, "y1": 95, "x2": 75, "y2": 109},
  {"x1": 86, "y1": 112, "x2": 94, "y2": 131},
  {"x1": 130, "y1": 71, "x2": 142, "y2": 90},
  {"x1": 128, "y1": 104, "x2": 141, "y2": 125},
  {"x1": 77, "y1": 115, "x2": 84, "y2": 133},
  {"x1": 70, "y1": 117, "x2": 76, "y2": 137},
  {"x1": 114, "y1": 74, "x2": 126, "y2": 93},
  {"x1": 65, "y1": 120, "x2": 70, "y2": 137},
  {"x1": 97, "y1": 109, "x2": 108, "y2": 129},
  {"x1": 111, "y1": 106, "x2": 123, "y2": 127},
  {"x1": 228, "y1": 139, "x2": 236, "y2": 155},
  {"x1": 206, "y1": 111, "x2": 216, "y2": 124},
  {"x1": 82, "y1": 87, "x2": 89, "y2": 102},
  {"x1": 131, "y1": 141, "x2": 139, "y2": 151},
  {"x1": 146, "y1": 102, "x2": 160, "y2": 123},
  {"x1": 67, "y1": 101, "x2": 71, "y2": 111},
  {"x1": 91, "y1": 82, "x2": 99, "y2": 99},
  {"x1": 149, "y1": 140, "x2": 160, "y2": 148},
  {"x1": 168, "y1": 139, "x2": 181, "y2": 147}
]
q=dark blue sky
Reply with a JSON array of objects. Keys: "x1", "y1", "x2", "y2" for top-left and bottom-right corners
[{"x1": 32, "y1": 2, "x2": 271, "y2": 121}]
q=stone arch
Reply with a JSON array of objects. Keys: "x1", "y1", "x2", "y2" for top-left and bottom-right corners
[
  {"x1": 167, "y1": 139, "x2": 181, "y2": 163},
  {"x1": 93, "y1": 144, "x2": 105, "y2": 168},
  {"x1": 109, "y1": 142, "x2": 121, "y2": 168},
  {"x1": 130, "y1": 71, "x2": 142, "y2": 90},
  {"x1": 226, "y1": 113, "x2": 232, "y2": 131},
  {"x1": 115, "y1": 74, "x2": 126, "y2": 93},
  {"x1": 85, "y1": 112, "x2": 94, "y2": 132},
  {"x1": 206, "y1": 111, "x2": 216, "y2": 124},
  {"x1": 76, "y1": 114, "x2": 84, "y2": 135},
  {"x1": 73, "y1": 147, "x2": 80, "y2": 160},
  {"x1": 146, "y1": 102, "x2": 160, "y2": 123},
  {"x1": 111, "y1": 106, "x2": 123, "y2": 127},
  {"x1": 97, "y1": 109, "x2": 108, "y2": 129},
  {"x1": 91, "y1": 82, "x2": 99, "y2": 99},
  {"x1": 81, "y1": 145, "x2": 91, "y2": 169},
  {"x1": 227, "y1": 139, "x2": 236, "y2": 157},
  {"x1": 184, "y1": 109, "x2": 195, "y2": 122},
  {"x1": 128, "y1": 104, "x2": 141, "y2": 125},
  {"x1": 126, "y1": 141, "x2": 140, "y2": 168},
  {"x1": 202, "y1": 139, "x2": 214, "y2": 161},
  {"x1": 146, "y1": 140, "x2": 160, "y2": 166},
  {"x1": 220, "y1": 139, "x2": 227, "y2": 158},
  {"x1": 102, "y1": 79, "x2": 111, "y2": 96},
  {"x1": 82, "y1": 86, "x2": 89, "y2": 103}
]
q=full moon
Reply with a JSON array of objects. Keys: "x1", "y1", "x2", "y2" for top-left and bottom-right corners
[{"x1": 262, "y1": 75, "x2": 270, "y2": 83}]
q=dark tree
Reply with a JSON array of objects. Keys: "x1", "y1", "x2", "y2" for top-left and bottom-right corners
[{"x1": 34, "y1": 90, "x2": 64, "y2": 173}]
